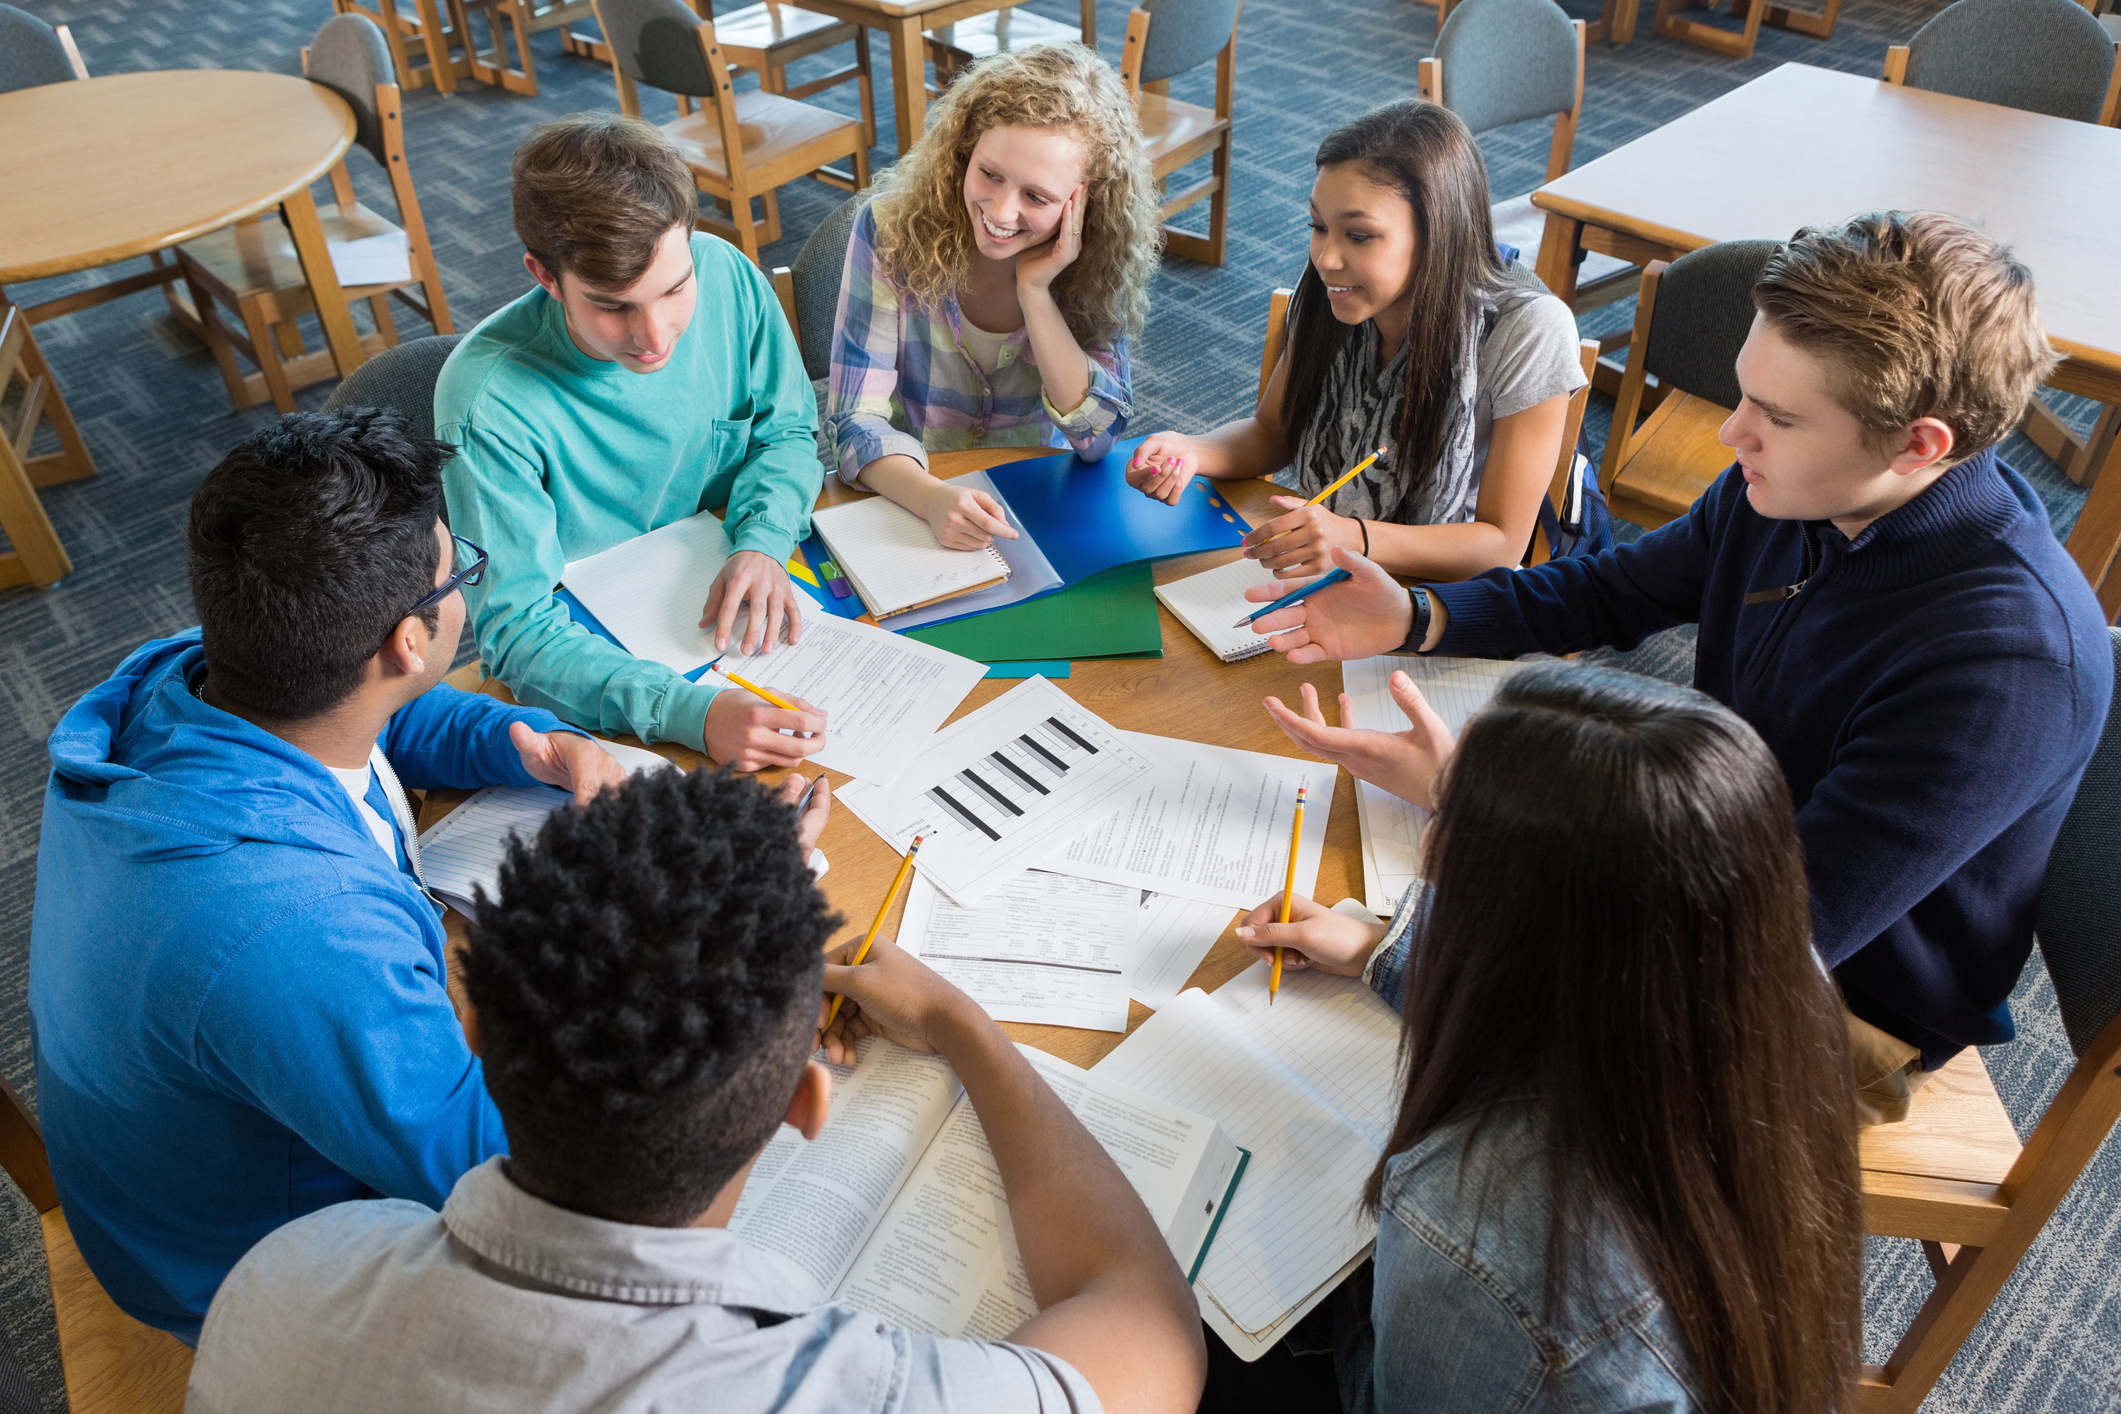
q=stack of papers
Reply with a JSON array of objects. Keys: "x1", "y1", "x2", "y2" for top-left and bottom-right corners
[
  {"x1": 810, "y1": 486, "x2": 1014, "y2": 619},
  {"x1": 1343, "y1": 655, "x2": 1526, "y2": 914}
]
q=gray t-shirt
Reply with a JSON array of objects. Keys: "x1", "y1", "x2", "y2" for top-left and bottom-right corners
[{"x1": 1291, "y1": 285, "x2": 1588, "y2": 526}]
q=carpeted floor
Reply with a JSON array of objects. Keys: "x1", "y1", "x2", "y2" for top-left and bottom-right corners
[{"x1": 2, "y1": 0, "x2": 2116, "y2": 1409}]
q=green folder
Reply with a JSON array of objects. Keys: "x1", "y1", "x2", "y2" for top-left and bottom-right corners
[{"x1": 906, "y1": 560, "x2": 1164, "y2": 663}]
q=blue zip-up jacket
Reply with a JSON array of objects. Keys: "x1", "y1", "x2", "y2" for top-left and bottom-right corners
[
  {"x1": 1425, "y1": 453, "x2": 2111, "y2": 1067},
  {"x1": 29, "y1": 630, "x2": 574, "y2": 1342}
]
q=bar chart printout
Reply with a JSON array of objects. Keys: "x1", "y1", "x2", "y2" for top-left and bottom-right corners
[{"x1": 835, "y1": 677, "x2": 1157, "y2": 905}]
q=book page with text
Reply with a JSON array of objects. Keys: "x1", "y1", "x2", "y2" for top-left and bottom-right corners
[{"x1": 728, "y1": 1038, "x2": 962, "y2": 1301}]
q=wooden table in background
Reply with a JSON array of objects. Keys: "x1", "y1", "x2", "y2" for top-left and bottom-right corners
[
  {"x1": 1529, "y1": 63, "x2": 2121, "y2": 616},
  {"x1": 433, "y1": 447, "x2": 1359, "y2": 1070},
  {"x1": 0, "y1": 70, "x2": 368, "y2": 385}
]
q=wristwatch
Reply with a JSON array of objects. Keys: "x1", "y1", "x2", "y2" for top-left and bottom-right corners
[{"x1": 1399, "y1": 587, "x2": 1432, "y2": 655}]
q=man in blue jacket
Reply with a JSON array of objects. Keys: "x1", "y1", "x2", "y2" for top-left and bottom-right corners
[
  {"x1": 1236, "y1": 212, "x2": 2113, "y2": 1125},
  {"x1": 27, "y1": 410, "x2": 637, "y2": 1342}
]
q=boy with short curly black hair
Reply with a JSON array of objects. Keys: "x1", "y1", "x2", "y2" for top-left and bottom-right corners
[
  {"x1": 187, "y1": 767, "x2": 1208, "y2": 1414},
  {"x1": 1238, "y1": 211, "x2": 2113, "y2": 1127}
]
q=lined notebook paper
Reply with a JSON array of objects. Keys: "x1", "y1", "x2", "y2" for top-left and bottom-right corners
[
  {"x1": 1154, "y1": 557, "x2": 1280, "y2": 663},
  {"x1": 811, "y1": 492, "x2": 1012, "y2": 619},
  {"x1": 560, "y1": 510, "x2": 733, "y2": 674},
  {"x1": 1344, "y1": 655, "x2": 1527, "y2": 914},
  {"x1": 1094, "y1": 962, "x2": 1402, "y2": 1357}
]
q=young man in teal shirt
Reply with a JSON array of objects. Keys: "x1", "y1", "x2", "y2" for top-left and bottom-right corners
[{"x1": 436, "y1": 114, "x2": 828, "y2": 770}]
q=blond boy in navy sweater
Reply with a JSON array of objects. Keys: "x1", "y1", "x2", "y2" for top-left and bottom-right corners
[{"x1": 1233, "y1": 211, "x2": 2112, "y2": 1126}]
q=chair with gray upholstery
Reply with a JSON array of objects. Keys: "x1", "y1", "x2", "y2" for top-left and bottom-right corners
[
  {"x1": 175, "y1": 12, "x2": 453, "y2": 414},
  {"x1": 0, "y1": 3, "x2": 86, "y2": 93},
  {"x1": 1599, "y1": 239, "x2": 1777, "y2": 531},
  {"x1": 771, "y1": 193, "x2": 867, "y2": 382},
  {"x1": 1885, "y1": 0, "x2": 2121, "y2": 125},
  {"x1": 1854, "y1": 625, "x2": 2121, "y2": 1413},
  {"x1": 1117, "y1": 0, "x2": 1244, "y2": 266},
  {"x1": 1418, "y1": 0, "x2": 1628, "y2": 299},
  {"x1": 321, "y1": 334, "x2": 464, "y2": 443}
]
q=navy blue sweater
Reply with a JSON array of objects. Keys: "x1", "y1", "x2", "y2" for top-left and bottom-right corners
[{"x1": 1426, "y1": 452, "x2": 2111, "y2": 1066}]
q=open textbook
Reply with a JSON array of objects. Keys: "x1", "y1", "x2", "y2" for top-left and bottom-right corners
[
  {"x1": 810, "y1": 481, "x2": 1014, "y2": 619},
  {"x1": 1154, "y1": 556, "x2": 1280, "y2": 663},
  {"x1": 1094, "y1": 962, "x2": 1402, "y2": 1360},
  {"x1": 1343, "y1": 655, "x2": 1526, "y2": 915},
  {"x1": 727, "y1": 1038, "x2": 1248, "y2": 1339}
]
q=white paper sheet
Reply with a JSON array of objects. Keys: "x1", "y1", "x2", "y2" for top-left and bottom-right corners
[
  {"x1": 414, "y1": 739, "x2": 675, "y2": 914},
  {"x1": 1094, "y1": 963, "x2": 1402, "y2": 1346},
  {"x1": 834, "y1": 678, "x2": 1156, "y2": 905},
  {"x1": 1342, "y1": 656, "x2": 1526, "y2": 914},
  {"x1": 560, "y1": 509, "x2": 733, "y2": 673},
  {"x1": 1044, "y1": 733, "x2": 1334, "y2": 911},
  {"x1": 898, "y1": 872, "x2": 1135, "y2": 1032},
  {"x1": 328, "y1": 228, "x2": 412, "y2": 285},
  {"x1": 1129, "y1": 892, "x2": 1238, "y2": 1011},
  {"x1": 706, "y1": 616, "x2": 985, "y2": 786}
]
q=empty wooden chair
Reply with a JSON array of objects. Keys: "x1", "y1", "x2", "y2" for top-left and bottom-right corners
[
  {"x1": 0, "y1": 1075, "x2": 192, "y2": 1412},
  {"x1": 594, "y1": 0, "x2": 869, "y2": 263},
  {"x1": 1117, "y1": 0, "x2": 1242, "y2": 267},
  {"x1": 1651, "y1": 0, "x2": 1839, "y2": 60},
  {"x1": 174, "y1": 14, "x2": 452, "y2": 414},
  {"x1": 1883, "y1": 0, "x2": 2121, "y2": 125},
  {"x1": 452, "y1": 0, "x2": 601, "y2": 95},
  {"x1": 1599, "y1": 241, "x2": 1777, "y2": 532},
  {"x1": 1854, "y1": 623, "x2": 2121, "y2": 1412},
  {"x1": 0, "y1": 3, "x2": 87, "y2": 91},
  {"x1": 563, "y1": 2, "x2": 878, "y2": 149},
  {"x1": 1419, "y1": 0, "x2": 1634, "y2": 309},
  {"x1": 330, "y1": 0, "x2": 468, "y2": 93},
  {"x1": 0, "y1": 302, "x2": 91, "y2": 589},
  {"x1": 320, "y1": 333, "x2": 465, "y2": 440},
  {"x1": 1526, "y1": 339, "x2": 1600, "y2": 566},
  {"x1": 926, "y1": 0, "x2": 1096, "y2": 94}
]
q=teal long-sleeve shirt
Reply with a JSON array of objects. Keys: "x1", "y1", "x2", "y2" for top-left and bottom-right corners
[{"x1": 435, "y1": 233, "x2": 824, "y2": 750}]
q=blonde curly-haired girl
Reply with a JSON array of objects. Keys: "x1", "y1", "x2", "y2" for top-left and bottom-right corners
[{"x1": 827, "y1": 43, "x2": 1162, "y2": 549}]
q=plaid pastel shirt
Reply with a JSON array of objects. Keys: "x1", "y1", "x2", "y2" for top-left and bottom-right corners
[{"x1": 826, "y1": 202, "x2": 1132, "y2": 486}]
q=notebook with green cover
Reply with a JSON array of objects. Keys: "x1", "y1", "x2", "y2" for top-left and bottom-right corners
[{"x1": 906, "y1": 560, "x2": 1162, "y2": 663}]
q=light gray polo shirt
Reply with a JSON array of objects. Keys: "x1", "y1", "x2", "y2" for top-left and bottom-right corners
[{"x1": 186, "y1": 1157, "x2": 1101, "y2": 1414}]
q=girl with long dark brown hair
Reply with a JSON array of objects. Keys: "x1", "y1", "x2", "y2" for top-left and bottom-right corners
[
  {"x1": 1234, "y1": 663, "x2": 1862, "y2": 1414},
  {"x1": 1124, "y1": 101, "x2": 1589, "y2": 582}
]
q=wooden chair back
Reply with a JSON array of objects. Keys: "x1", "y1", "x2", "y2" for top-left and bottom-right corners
[
  {"x1": 1881, "y1": 0, "x2": 2121, "y2": 125},
  {"x1": 330, "y1": 0, "x2": 467, "y2": 94},
  {"x1": 1856, "y1": 626, "x2": 2121, "y2": 1410},
  {"x1": 1119, "y1": 0, "x2": 1243, "y2": 265},
  {"x1": 0, "y1": 304, "x2": 82, "y2": 589},
  {"x1": 1526, "y1": 338, "x2": 1600, "y2": 566},
  {"x1": 1257, "y1": 286, "x2": 1293, "y2": 405},
  {"x1": 0, "y1": 1075, "x2": 192, "y2": 1412},
  {"x1": 1417, "y1": 0, "x2": 1584, "y2": 184}
]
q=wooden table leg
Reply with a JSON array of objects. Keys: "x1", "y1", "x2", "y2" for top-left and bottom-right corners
[
  {"x1": 885, "y1": 14, "x2": 927, "y2": 153},
  {"x1": 1535, "y1": 211, "x2": 1582, "y2": 303},
  {"x1": 280, "y1": 186, "x2": 368, "y2": 383},
  {"x1": 2066, "y1": 428, "x2": 2121, "y2": 623}
]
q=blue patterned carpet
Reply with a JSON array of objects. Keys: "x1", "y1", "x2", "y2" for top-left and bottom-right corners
[{"x1": 0, "y1": 0, "x2": 2113, "y2": 1409}]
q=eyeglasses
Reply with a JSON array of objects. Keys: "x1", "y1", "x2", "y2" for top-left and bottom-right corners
[{"x1": 406, "y1": 534, "x2": 488, "y2": 618}]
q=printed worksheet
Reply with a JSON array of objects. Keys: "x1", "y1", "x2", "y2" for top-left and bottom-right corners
[
  {"x1": 1130, "y1": 892, "x2": 1239, "y2": 1011},
  {"x1": 835, "y1": 678, "x2": 1156, "y2": 905},
  {"x1": 560, "y1": 509, "x2": 731, "y2": 670},
  {"x1": 707, "y1": 617, "x2": 985, "y2": 785},
  {"x1": 898, "y1": 871, "x2": 1136, "y2": 1032},
  {"x1": 1342, "y1": 656, "x2": 1525, "y2": 914},
  {"x1": 1045, "y1": 733, "x2": 1334, "y2": 911}
]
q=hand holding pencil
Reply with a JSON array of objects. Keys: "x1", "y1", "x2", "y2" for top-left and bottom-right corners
[{"x1": 1243, "y1": 446, "x2": 1386, "y2": 579}]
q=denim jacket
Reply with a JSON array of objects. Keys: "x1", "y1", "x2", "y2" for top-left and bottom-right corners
[{"x1": 1348, "y1": 886, "x2": 1704, "y2": 1414}]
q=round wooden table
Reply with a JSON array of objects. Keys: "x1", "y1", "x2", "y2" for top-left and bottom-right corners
[{"x1": 0, "y1": 69, "x2": 366, "y2": 381}]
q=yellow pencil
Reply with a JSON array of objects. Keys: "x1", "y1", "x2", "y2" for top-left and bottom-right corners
[
  {"x1": 824, "y1": 836, "x2": 923, "y2": 1028},
  {"x1": 706, "y1": 656, "x2": 798, "y2": 711},
  {"x1": 1270, "y1": 783, "x2": 1306, "y2": 1004},
  {"x1": 1256, "y1": 447, "x2": 1387, "y2": 547}
]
